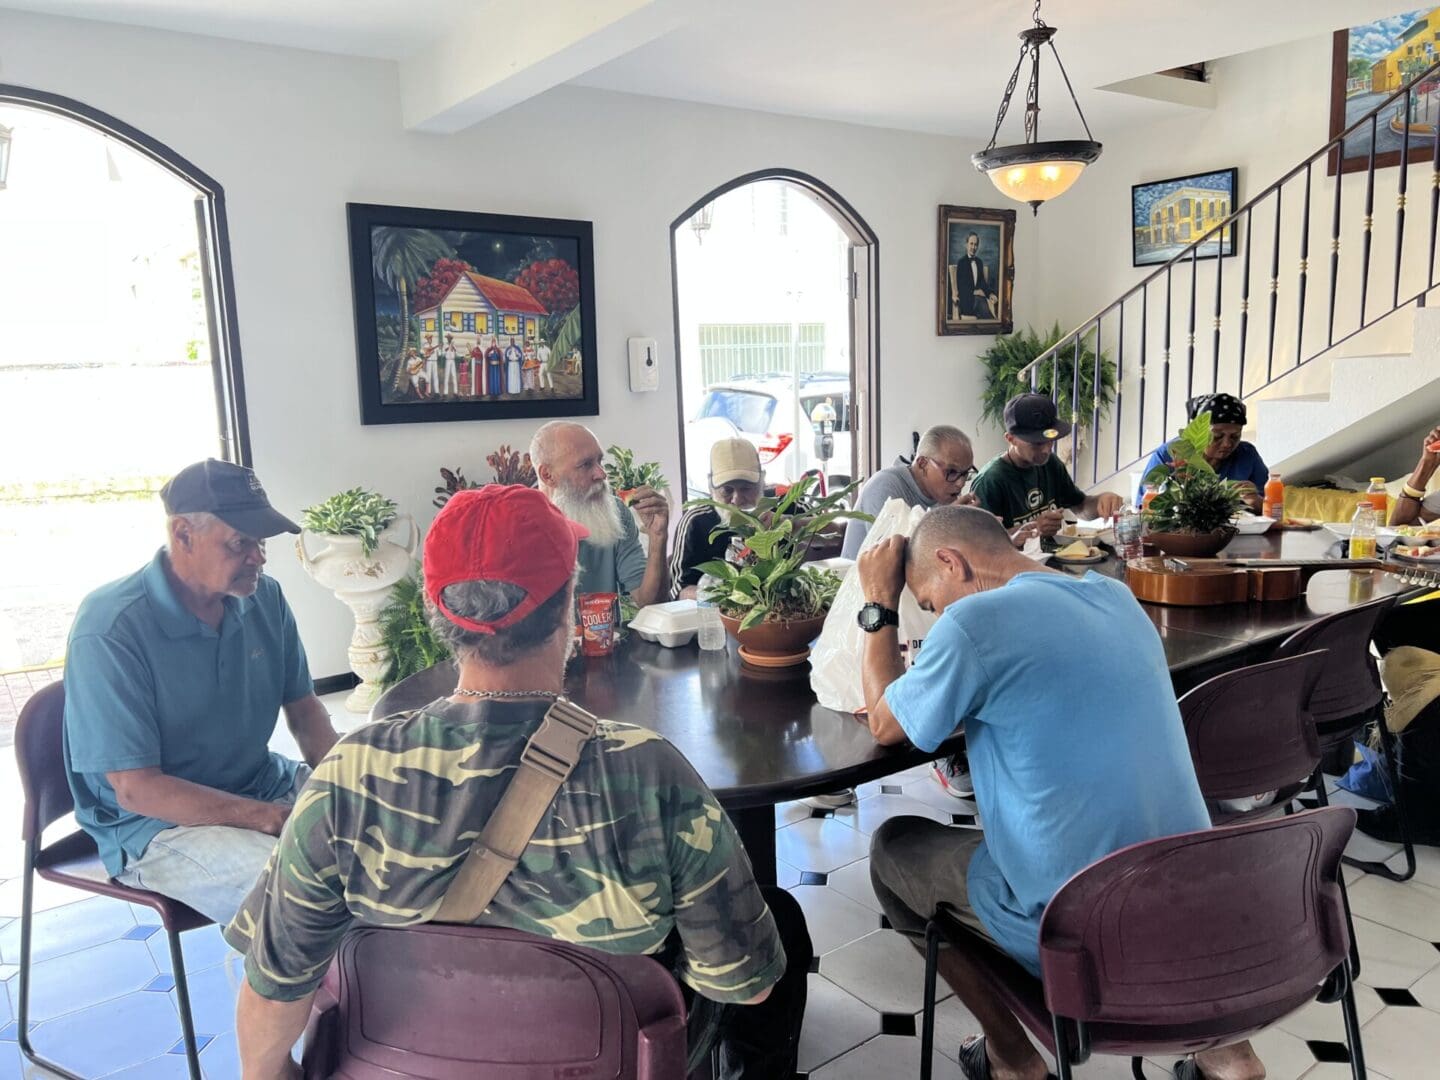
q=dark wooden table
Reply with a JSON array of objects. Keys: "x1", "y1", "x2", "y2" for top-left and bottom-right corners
[{"x1": 374, "y1": 528, "x2": 1415, "y2": 884}]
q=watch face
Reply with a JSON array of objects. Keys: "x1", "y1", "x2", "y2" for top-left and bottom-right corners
[{"x1": 857, "y1": 603, "x2": 894, "y2": 632}]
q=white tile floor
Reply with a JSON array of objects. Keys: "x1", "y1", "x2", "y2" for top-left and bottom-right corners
[{"x1": 1, "y1": 692, "x2": 1438, "y2": 1077}]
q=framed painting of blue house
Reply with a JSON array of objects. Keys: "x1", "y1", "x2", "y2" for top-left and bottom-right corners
[{"x1": 348, "y1": 203, "x2": 597, "y2": 425}]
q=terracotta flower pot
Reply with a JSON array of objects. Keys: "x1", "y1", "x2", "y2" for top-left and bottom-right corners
[
  {"x1": 719, "y1": 613, "x2": 827, "y2": 666},
  {"x1": 1145, "y1": 526, "x2": 1238, "y2": 558}
]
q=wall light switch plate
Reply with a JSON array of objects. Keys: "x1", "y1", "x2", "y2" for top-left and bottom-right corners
[{"x1": 628, "y1": 337, "x2": 659, "y2": 392}]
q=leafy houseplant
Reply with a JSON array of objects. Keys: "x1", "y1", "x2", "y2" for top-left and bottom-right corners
[
  {"x1": 978, "y1": 322, "x2": 1117, "y2": 432},
  {"x1": 300, "y1": 488, "x2": 399, "y2": 557},
  {"x1": 691, "y1": 475, "x2": 869, "y2": 661},
  {"x1": 376, "y1": 569, "x2": 452, "y2": 688},
  {"x1": 604, "y1": 445, "x2": 669, "y2": 504},
  {"x1": 433, "y1": 446, "x2": 538, "y2": 508},
  {"x1": 1143, "y1": 411, "x2": 1245, "y2": 556}
]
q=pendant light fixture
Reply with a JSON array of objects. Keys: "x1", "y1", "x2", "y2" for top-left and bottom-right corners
[{"x1": 972, "y1": 0, "x2": 1101, "y2": 215}]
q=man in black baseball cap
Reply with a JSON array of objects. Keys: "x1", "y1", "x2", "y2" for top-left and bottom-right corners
[
  {"x1": 62, "y1": 458, "x2": 336, "y2": 926},
  {"x1": 970, "y1": 393, "x2": 1126, "y2": 545}
]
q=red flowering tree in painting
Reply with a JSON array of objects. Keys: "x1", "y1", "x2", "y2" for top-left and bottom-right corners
[
  {"x1": 514, "y1": 258, "x2": 580, "y2": 316},
  {"x1": 413, "y1": 258, "x2": 478, "y2": 312}
]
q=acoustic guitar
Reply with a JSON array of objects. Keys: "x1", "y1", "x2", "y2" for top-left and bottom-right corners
[{"x1": 1124, "y1": 556, "x2": 1440, "y2": 607}]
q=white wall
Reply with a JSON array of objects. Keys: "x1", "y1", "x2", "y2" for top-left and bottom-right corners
[
  {"x1": 1036, "y1": 33, "x2": 1437, "y2": 487},
  {"x1": 0, "y1": 9, "x2": 1034, "y2": 676}
]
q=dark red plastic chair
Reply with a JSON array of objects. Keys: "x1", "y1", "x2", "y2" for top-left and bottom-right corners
[
  {"x1": 14, "y1": 681, "x2": 210, "y2": 1080},
  {"x1": 1272, "y1": 595, "x2": 1414, "y2": 881},
  {"x1": 300, "y1": 923, "x2": 689, "y2": 1079},
  {"x1": 918, "y1": 808, "x2": 1366, "y2": 1080}
]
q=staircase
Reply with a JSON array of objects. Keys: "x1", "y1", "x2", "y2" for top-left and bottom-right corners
[{"x1": 1025, "y1": 57, "x2": 1440, "y2": 491}]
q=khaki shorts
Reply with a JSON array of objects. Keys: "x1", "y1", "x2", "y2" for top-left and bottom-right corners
[{"x1": 868, "y1": 815, "x2": 995, "y2": 945}]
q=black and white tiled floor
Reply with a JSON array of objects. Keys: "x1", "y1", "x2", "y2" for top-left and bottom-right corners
[{"x1": 2, "y1": 694, "x2": 1439, "y2": 1077}]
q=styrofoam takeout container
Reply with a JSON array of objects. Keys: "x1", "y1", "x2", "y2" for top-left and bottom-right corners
[
  {"x1": 1232, "y1": 514, "x2": 1276, "y2": 535},
  {"x1": 629, "y1": 599, "x2": 702, "y2": 647}
]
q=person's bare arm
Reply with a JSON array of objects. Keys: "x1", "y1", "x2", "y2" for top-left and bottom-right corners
[
  {"x1": 283, "y1": 694, "x2": 338, "y2": 768},
  {"x1": 1079, "y1": 492, "x2": 1125, "y2": 520},
  {"x1": 628, "y1": 487, "x2": 671, "y2": 607},
  {"x1": 236, "y1": 981, "x2": 311, "y2": 1080},
  {"x1": 1392, "y1": 425, "x2": 1440, "y2": 526},
  {"x1": 856, "y1": 536, "x2": 911, "y2": 747},
  {"x1": 107, "y1": 768, "x2": 289, "y2": 835}
]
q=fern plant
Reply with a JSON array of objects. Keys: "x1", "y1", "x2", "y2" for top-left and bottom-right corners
[
  {"x1": 604, "y1": 445, "x2": 669, "y2": 501},
  {"x1": 1143, "y1": 412, "x2": 1244, "y2": 533},
  {"x1": 300, "y1": 488, "x2": 398, "y2": 556},
  {"x1": 377, "y1": 568, "x2": 452, "y2": 687},
  {"x1": 978, "y1": 322, "x2": 1116, "y2": 430}
]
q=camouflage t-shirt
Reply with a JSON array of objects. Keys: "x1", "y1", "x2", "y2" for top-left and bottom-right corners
[{"x1": 223, "y1": 698, "x2": 785, "y2": 1005}]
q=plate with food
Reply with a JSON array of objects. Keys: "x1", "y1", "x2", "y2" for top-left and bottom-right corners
[
  {"x1": 1390, "y1": 540, "x2": 1440, "y2": 564},
  {"x1": 1052, "y1": 540, "x2": 1107, "y2": 565},
  {"x1": 1273, "y1": 516, "x2": 1320, "y2": 531},
  {"x1": 1058, "y1": 521, "x2": 1116, "y2": 546},
  {"x1": 1320, "y1": 522, "x2": 1405, "y2": 547}
]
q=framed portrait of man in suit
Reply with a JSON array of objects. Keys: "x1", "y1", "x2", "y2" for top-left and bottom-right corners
[{"x1": 937, "y1": 204, "x2": 1015, "y2": 336}]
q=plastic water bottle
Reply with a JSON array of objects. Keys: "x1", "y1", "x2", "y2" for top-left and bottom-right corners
[
  {"x1": 695, "y1": 572, "x2": 727, "y2": 651},
  {"x1": 1115, "y1": 502, "x2": 1145, "y2": 562},
  {"x1": 1348, "y1": 500, "x2": 1378, "y2": 561}
]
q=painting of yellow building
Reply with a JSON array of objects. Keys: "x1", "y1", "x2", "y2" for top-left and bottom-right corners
[
  {"x1": 1131, "y1": 169, "x2": 1237, "y2": 267},
  {"x1": 1366, "y1": 7, "x2": 1440, "y2": 93}
]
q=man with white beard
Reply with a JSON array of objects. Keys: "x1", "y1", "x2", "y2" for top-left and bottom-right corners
[{"x1": 531, "y1": 421, "x2": 671, "y2": 607}]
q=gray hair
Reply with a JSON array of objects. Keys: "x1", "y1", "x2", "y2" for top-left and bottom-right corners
[
  {"x1": 166, "y1": 511, "x2": 219, "y2": 551},
  {"x1": 916, "y1": 425, "x2": 972, "y2": 459},
  {"x1": 427, "y1": 576, "x2": 574, "y2": 667},
  {"x1": 909, "y1": 505, "x2": 1012, "y2": 566},
  {"x1": 530, "y1": 421, "x2": 591, "y2": 472}
]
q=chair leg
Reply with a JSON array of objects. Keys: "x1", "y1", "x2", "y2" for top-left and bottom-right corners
[
  {"x1": 1051, "y1": 1015, "x2": 1074, "y2": 1080},
  {"x1": 1342, "y1": 723, "x2": 1416, "y2": 883},
  {"x1": 1130, "y1": 1057, "x2": 1148, "y2": 1079},
  {"x1": 17, "y1": 853, "x2": 85, "y2": 1080},
  {"x1": 1339, "y1": 969, "x2": 1369, "y2": 1080},
  {"x1": 919, "y1": 922, "x2": 941, "y2": 1080},
  {"x1": 1310, "y1": 771, "x2": 1363, "y2": 981},
  {"x1": 166, "y1": 928, "x2": 204, "y2": 1080}
]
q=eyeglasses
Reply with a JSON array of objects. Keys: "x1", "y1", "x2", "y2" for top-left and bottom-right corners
[{"x1": 926, "y1": 460, "x2": 978, "y2": 485}]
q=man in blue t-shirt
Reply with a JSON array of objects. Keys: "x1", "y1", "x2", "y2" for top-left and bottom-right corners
[
  {"x1": 854, "y1": 506, "x2": 1264, "y2": 1080},
  {"x1": 63, "y1": 459, "x2": 339, "y2": 926}
]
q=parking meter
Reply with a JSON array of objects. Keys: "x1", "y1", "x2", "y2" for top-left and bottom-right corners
[{"x1": 809, "y1": 397, "x2": 837, "y2": 465}]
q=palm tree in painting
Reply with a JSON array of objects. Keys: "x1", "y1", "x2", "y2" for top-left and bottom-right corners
[{"x1": 372, "y1": 226, "x2": 454, "y2": 391}]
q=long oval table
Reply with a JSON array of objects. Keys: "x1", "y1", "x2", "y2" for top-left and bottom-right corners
[{"x1": 373, "y1": 528, "x2": 1418, "y2": 884}]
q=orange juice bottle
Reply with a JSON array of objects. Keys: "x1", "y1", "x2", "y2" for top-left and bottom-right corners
[
  {"x1": 1365, "y1": 478, "x2": 1389, "y2": 525},
  {"x1": 1141, "y1": 483, "x2": 1159, "y2": 512},
  {"x1": 1263, "y1": 473, "x2": 1285, "y2": 520}
]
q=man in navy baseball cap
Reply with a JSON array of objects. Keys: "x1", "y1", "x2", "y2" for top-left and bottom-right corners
[{"x1": 61, "y1": 458, "x2": 336, "y2": 927}]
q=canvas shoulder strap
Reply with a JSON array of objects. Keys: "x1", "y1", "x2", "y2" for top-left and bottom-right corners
[{"x1": 432, "y1": 697, "x2": 599, "y2": 924}]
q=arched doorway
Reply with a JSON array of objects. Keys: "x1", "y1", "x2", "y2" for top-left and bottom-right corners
[
  {"x1": 670, "y1": 170, "x2": 878, "y2": 499},
  {"x1": 0, "y1": 86, "x2": 246, "y2": 690}
]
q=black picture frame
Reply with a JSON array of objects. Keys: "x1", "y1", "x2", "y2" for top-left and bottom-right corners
[
  {"x1": 1130, "y1": 167, "x2": 1239, "y2": 268},
  {"x1": 348, "y1": 202, "x2": 598, "y2": 425},
  {"x1": 937, "y1": 204, "x2": 1015, "y2": 336}
]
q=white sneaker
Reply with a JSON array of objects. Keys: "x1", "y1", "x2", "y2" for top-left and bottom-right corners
[
  {"x1": 932, "y1": 762, "x2": 974, "y2": 799},
  {"x1": 803, "y1": 788, "x2": 856, "y2": 810}
]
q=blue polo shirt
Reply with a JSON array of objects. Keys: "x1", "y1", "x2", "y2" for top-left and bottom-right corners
[
  {"x1": 884, "y1": 570, "x2": 1209, "y2": 976},
  {"x1": 63, "y1": 550, "x2": 313, "y2": 876}
]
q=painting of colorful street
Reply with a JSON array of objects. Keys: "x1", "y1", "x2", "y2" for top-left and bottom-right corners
[{"x1": 1337, "y1": 8, "x2": 1440, "y2": 163}]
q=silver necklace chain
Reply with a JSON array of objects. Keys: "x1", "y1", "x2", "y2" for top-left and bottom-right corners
[{"x1": 452, "y1": 688, "x2": 564, "y2": 701}]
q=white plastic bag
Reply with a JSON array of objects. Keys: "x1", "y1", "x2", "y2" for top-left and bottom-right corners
[{"x1": 810, "y1": 498, "x2": 939, "y2": 714}]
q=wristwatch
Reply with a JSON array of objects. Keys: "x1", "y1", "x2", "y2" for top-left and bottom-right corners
[{"x1": 856, "y1": 602, "x2": 900, "y2": 633}]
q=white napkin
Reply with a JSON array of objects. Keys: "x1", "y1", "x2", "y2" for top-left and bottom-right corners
[{"x1": 1022, "y1": 536, "x2": 1051, "y2": 562}]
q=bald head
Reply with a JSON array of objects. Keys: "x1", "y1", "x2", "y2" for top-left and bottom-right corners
[
  {"x1": 904, "y1": 505, "x2": 1032, "y2": 613},
  {"x1": 530, "y1": 421, "x2": 597, "y2": 474},
  {"x1": 909, "y1": 505, "x2": 1013, "y2": 567}
]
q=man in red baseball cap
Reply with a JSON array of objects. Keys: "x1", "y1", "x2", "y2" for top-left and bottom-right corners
[{"x1": 228, "y1": 485, "x2": 813, "y2": 1080}]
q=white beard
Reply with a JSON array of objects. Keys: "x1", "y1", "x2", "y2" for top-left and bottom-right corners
[{"x1": 550, "y1": 481, "x2": 625, "y2": 548}]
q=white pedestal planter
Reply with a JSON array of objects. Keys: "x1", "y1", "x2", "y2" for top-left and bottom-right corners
[{"x1": 295, "y1": 516, "x2": 417, "y2": 713}]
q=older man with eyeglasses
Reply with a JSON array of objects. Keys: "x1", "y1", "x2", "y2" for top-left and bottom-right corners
[
  {"x1": 840, "y1": 424, "x2": 978, "y2": 560},
  {"x1": 62, "y1": 459, "x2": 338, "y2": 926}
]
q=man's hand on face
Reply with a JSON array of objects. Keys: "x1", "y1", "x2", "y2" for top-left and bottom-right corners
[
  {"x1": 1093, "y1": 492, "x2": 1126, "y2": 520},
  {"x1": 857, "y1": 535, "x2": 907, "y2": 608},
  {"x1": 627, "y1": 487, "x2": 670, "y2": 539}
]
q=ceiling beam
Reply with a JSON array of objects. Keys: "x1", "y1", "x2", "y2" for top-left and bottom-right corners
[{"x1": 399, "y1": 0, "x2": 699, "y2": 134}]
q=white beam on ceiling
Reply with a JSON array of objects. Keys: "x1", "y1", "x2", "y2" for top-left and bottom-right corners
[{"x1": 399, "y1": 0, "x2": 700, "y2": 134}]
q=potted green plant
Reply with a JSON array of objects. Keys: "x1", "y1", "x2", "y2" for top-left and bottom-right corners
[
  {"x1": 296, "y1": 487, "x2": 417, "y2": 712},
  {"x1": 692, "y1": 475, "x2": 870, "y2": 665},
  {"x1": 603, "y1": 445, "x2": 669, "y2": 505},
  {"x1": 433, "y1": 445, "x2": 538, "y2": 508},
  {"x1": 1142, "y1": 411, "x2": 1245, "y2": 557},
  {"x1": 978, "y1": 323, "x2": 1116, "y2": 462}
]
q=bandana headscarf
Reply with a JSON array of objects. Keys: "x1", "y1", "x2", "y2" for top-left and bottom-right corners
[{"x1": 1186, "y1": 393, "x2": 1247, "y2": 425}]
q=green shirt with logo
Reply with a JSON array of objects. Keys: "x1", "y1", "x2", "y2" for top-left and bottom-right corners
[
  {"x1": 970, "y1": 453, "x2": 1087, "y2": 528},
  {"x1": 224, "y1": 698, "x2": 784, "y2": 1004}
]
